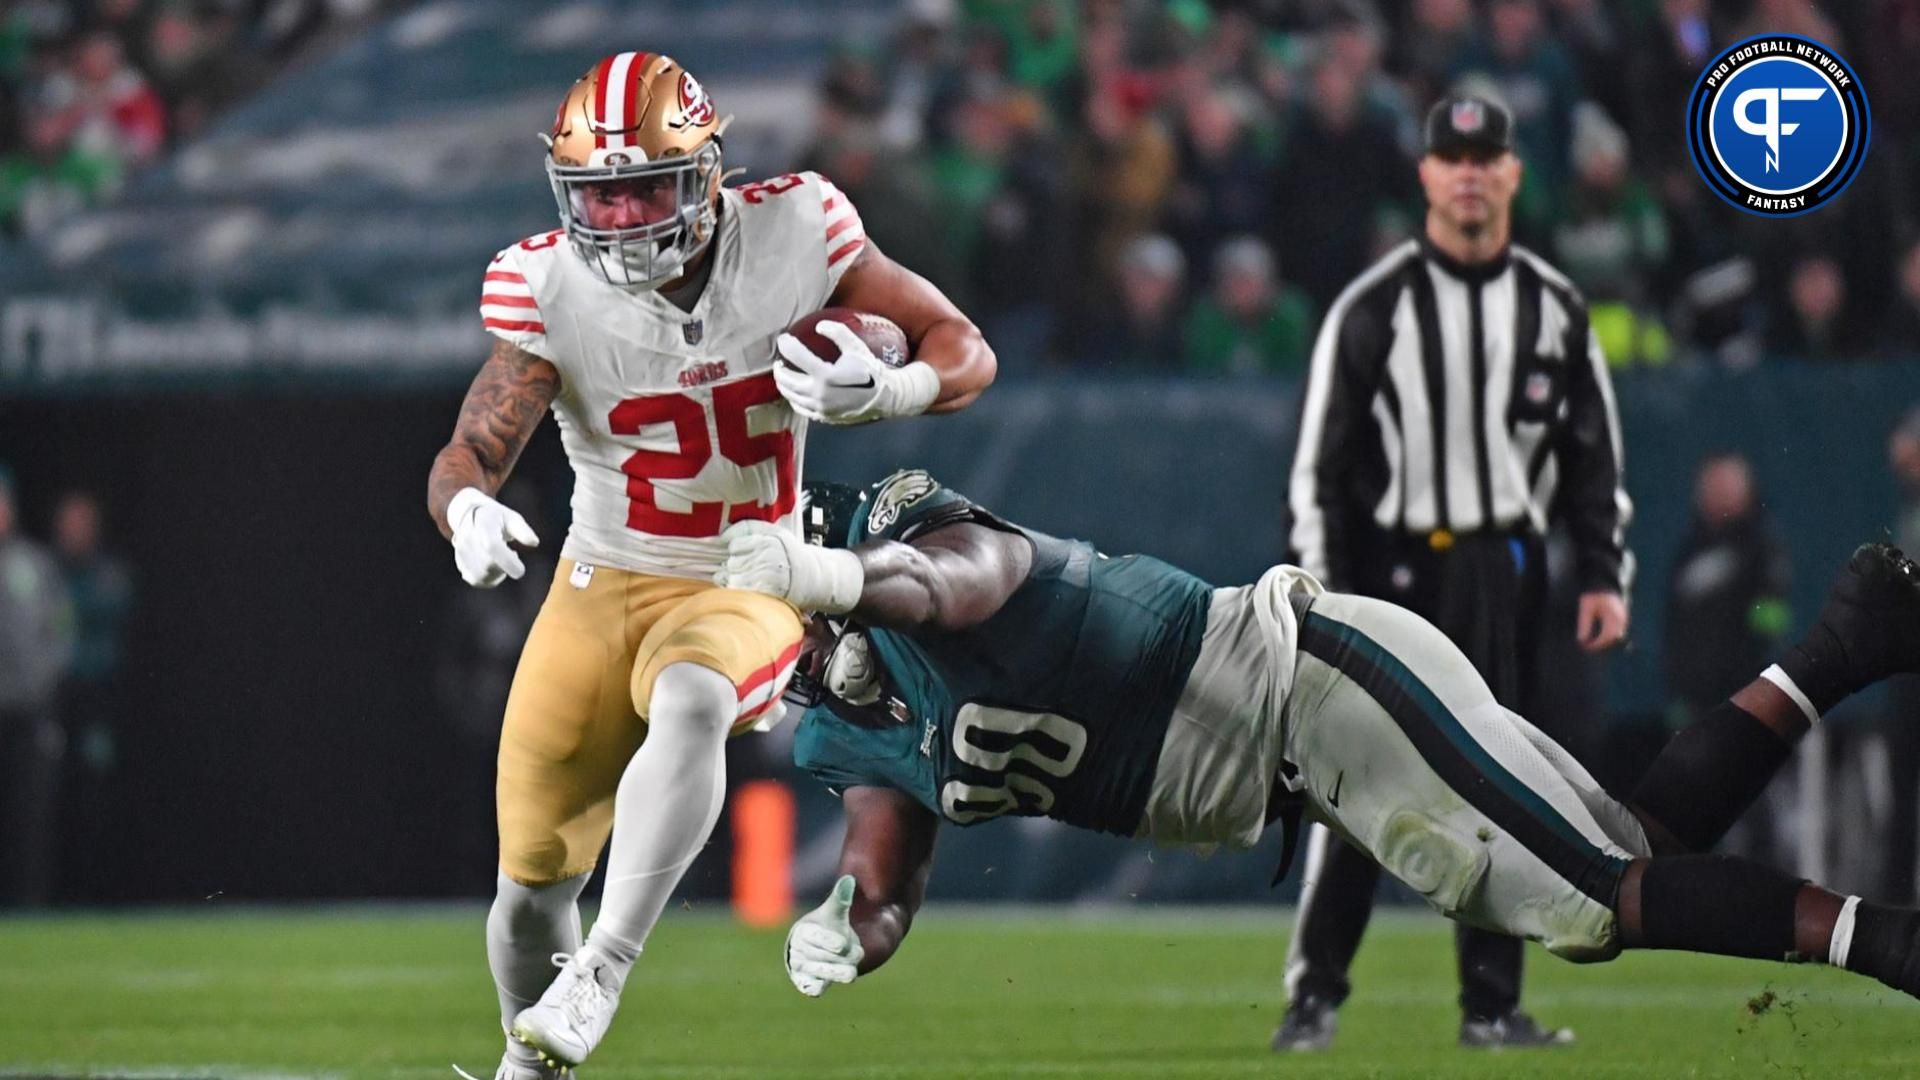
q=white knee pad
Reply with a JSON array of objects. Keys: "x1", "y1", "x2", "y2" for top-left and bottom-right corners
[
  {"x1": 1526, "y1": 896, "x2": 1622, "y2": 964},
  {"x1": 1373, "y1": 811, "x2": 1491, "y2": 918},
  {"x1": 647, "y1": 662, "x2": 738, "y2": 737}
]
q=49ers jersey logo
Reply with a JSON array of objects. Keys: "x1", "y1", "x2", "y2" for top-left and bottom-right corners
[{"x1": 674, "y1": 72, "x2": 714, "y2": 129}]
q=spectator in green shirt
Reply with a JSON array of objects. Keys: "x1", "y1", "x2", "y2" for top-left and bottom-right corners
[
  {"x1": 1182, "y1": 235, "x2": 1316, "y2": 376},
  {"x1": 1553, "y1": 103, "x2": 1672, "y2": 366},
  {"x1": 966, "y1": 0, "x2": 1076, "y2": 95},
  {"x1": 925, "y1": 92, "x2": 1013, "y2": 310},
  {"x1": 0, "y1": 110, "x2": 120, "y2": 241}
]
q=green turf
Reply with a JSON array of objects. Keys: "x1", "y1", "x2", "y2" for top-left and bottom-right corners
[{"x1": 0, "y1": 904, "x2": 1912, "y2": 1078}]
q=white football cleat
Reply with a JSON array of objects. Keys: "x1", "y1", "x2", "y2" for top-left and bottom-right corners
[
  {"x1": 510, "y1": 949, "x2": 623, "y2": 1068},
  {"x1": 451, "y1": 1052, "x2": 571, "y2": 1080}
]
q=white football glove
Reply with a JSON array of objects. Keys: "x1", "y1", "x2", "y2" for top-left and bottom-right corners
[
  {"x1": 773, "y1": 320, "x2": 940, "y2": 425},
  {"x1": 785, "y1": 874, "x2": 865, "y2": 997},
  {"x1": 447, "y1": 486, "x2": 540, "y2": 588},
  {"x1": 713, "y1": 520, "x2": 864, "y2": 614}
]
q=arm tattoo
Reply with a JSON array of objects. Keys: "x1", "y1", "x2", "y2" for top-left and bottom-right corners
[
  {"x1": 426, "y1": 339, "x2": 560, "y2": 536},
  {"x1": 455, "y1": 339, "x2": 560, "y2": 478}
]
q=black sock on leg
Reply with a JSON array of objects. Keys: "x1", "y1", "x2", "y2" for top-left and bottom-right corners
[
  {"x1": 1630, "y1": 703, "x2": 1793, "y2": 852},
  {"x1": 1634, "y1": 854, "x2": 1804, "y2": 961},
  {"x1": 1841, "y1": 902, "x2": 1920, "y2": 996},
  {"x1": 1776, "y1": 627, "x2": 1857, "y2": 718}
]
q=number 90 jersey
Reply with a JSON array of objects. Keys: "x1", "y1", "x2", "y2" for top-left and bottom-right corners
[
  {"x1": 480, "y1": 171, "x2": 867, "y2": 579},
  {"x1": 792, "y1": 471, "x2": 1220, "y2": 838}
]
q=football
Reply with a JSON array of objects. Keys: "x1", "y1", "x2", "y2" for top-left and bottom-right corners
[{"x1": 781, "y1": 307, "x2": 911, "y2": 370}]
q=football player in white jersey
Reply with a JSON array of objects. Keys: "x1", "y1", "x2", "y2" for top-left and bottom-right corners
[{"x1": 426, "y1": 53, "x2": 995, "y2": 1078}]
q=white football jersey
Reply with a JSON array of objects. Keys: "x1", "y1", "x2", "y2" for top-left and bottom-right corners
[{"x1": 480, "y1": 171, "x2": 868, "y2": 579}]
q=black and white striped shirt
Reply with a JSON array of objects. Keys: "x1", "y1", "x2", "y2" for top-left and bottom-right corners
[{"x1": 1288, "y1": 237, "x2": 1633, "y2": 594}]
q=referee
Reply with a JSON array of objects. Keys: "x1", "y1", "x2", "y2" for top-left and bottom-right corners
[{"x1": 1276, "y1": 96, "x2": 1632, "y2": 1051}]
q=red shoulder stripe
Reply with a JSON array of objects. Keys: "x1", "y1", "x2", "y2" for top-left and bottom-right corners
[
  {"x1": 484, "y1": 318, "x2": 546, "y2": 333},
  {"x1": 482, "y1": 293, "x2": 539, "y2": 309},
  {"x1": 484, "y1": 271, "x2": 527, "y2": 284},
  {"x1": 827, "y1": 238, "x2": 865, "y2": 267}
]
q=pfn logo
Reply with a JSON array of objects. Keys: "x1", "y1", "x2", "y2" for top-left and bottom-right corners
[
  {"x1": 1687, "y1": 35, "x2": 1869, "y2": 217},
  {"x1": 1732, "y1": 86, "x2": 1827, "y2": 172}
]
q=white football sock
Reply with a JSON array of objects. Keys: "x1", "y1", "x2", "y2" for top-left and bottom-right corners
[
  {"x1": 487, "y1": 870, "x2": 589, "y2": 1032},
  {"x1": 1760, "y1": 664, "x2": 1822, "y2": 727},
  {"x1": 585, "y1": 661, "x2": 735, "y2": 979},
  {"x1": 1829, "y1": 894, "x2": 1863, "y2": 967}
]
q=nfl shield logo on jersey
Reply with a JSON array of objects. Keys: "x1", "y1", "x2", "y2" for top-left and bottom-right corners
[
  {"x1": 1526, "y1": 371, "x2": 1553, "y2": 405},
  {"x1": 683, "y1": 320, "x2": 704, "y2": 346}
]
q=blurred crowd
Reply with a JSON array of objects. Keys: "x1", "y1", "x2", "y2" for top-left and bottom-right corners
[
  {"x1": 803, "y1": 0, "x2": 1920, "y2": 373},
  {"x1": 0, "y1": 465, "x2": 132, "y2": 908},
  {"x1": 4, "y1": 1, "x2": 1915, "y2": 375},
  {"x1": 0, "y1": 0, "x2": 389, "y2": 244}
]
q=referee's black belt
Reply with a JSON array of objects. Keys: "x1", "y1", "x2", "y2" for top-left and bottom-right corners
[{"x1": 1389, "y1": 521, "x2": 1538, "y2": 554}]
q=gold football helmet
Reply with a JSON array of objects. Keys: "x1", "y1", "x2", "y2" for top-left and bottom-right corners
[{"x1": 543, "y1": 52, "x2": 731, "y2": 290}]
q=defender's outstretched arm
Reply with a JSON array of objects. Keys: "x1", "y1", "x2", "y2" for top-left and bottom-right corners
[
  {"x1": 848, "y1": 524, "x2": 1032, "y2": 631},
  {"x1": 785, "y1": 785, "x2": 938, "y2": 996},
  {"x1": 839, "y1": 785, "x2": 939, "y2": 972},
  {"x1": 717, "y1": 519, "x2": 1033, "y2": 632}
]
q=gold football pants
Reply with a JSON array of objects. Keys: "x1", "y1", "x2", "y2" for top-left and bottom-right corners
[{"x1": 496, "y1": 559, "x2": 803, "y2": 885}]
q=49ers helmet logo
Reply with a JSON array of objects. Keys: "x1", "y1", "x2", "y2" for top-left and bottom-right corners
[{"x1": 674, "y1": 72, "x2": 714, "y2": 130}]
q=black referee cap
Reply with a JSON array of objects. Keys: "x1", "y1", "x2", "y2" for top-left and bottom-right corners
[{"x1": 1424, "y1": 95, "x2": 1514, "y2": 158}]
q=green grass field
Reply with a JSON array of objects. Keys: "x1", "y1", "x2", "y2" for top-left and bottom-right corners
[{"x1": 1, "y1": 904, "x2": 1913, "y2": 1079}]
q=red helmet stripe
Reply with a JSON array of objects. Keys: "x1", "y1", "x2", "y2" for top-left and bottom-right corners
[
  {"x1": 591, "y1": 54, "x2": 616, "y2": 149},
  {"x1": 627, "y1": 53, "x2": 654, "y2": 139},
  {"x1": 606, "y1": 52, "x2": 639, "y2": 150}
]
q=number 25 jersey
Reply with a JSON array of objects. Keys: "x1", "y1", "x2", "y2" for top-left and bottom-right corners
[{"x1": 479, "y1": 171, "x2": 867, "y2": 580}]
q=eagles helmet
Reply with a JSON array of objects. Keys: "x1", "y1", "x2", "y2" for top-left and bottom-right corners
[
  {"x1": 797, "y1": 480, "x2": 865, "y2": 549},
  {"x1": 542, "y1": 52, "x2": 732, "y2": 290},
  {"x1": 783, "y1": 479, "x2": 871, "y2": 711}
]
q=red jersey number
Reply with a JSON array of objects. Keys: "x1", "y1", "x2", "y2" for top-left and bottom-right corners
[
  {"x1": 737, "y1": 174, "x2": 805, "y2": 205},
  {"x1": 608, "y1": 373, "x2": 796, "y2": 537}
]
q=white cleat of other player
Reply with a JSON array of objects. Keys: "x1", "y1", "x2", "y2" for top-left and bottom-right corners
[
  {"x1": 510, "y1": 948, "x2": 623, "y2": 1068},
  {"x1": 452, "y1": 1054, "x2": 571, "y2": 1080}
]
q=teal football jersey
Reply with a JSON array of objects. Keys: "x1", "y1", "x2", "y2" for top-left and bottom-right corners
[{"x1": 792, "y1": 470, "x2": 1216, "y2": 836}]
